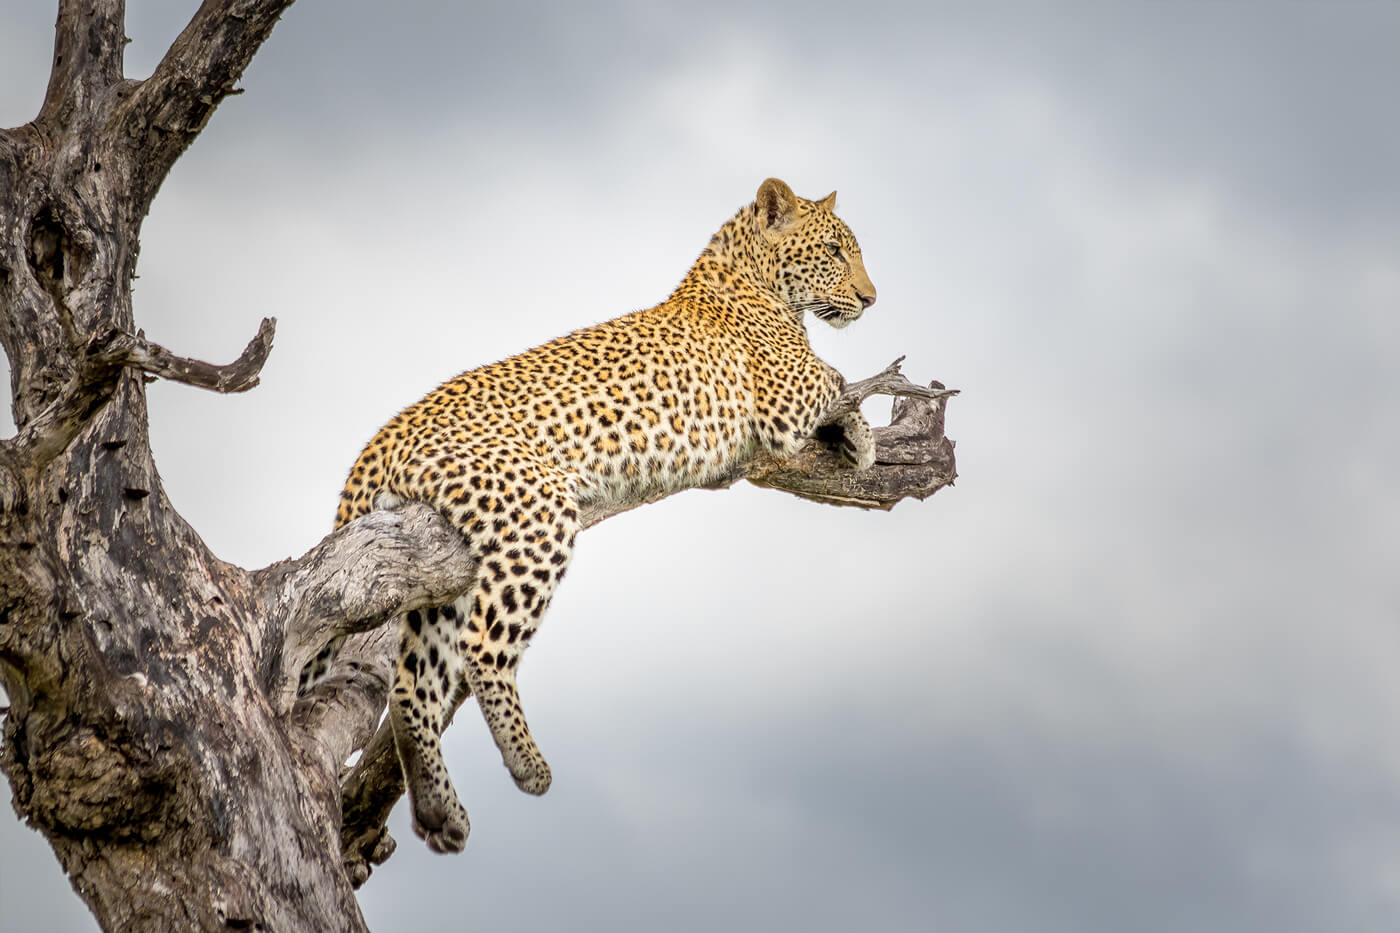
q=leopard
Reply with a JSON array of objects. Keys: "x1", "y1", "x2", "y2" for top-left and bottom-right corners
[{"x1": 300, "y1": 178, "x2": 878, "y2": 854}]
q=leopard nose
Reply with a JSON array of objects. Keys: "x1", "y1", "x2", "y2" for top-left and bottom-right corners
[{"x1": 858, "y1": 290, "x2": 876, "y2": 309}]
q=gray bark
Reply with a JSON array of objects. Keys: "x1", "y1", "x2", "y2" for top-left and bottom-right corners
[{"x1": 0, "y1": 2, "x2": 958, "y2": 929}]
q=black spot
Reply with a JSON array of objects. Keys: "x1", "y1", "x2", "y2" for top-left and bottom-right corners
[
  {"x1": 501, "y1": 586, "x2": 518, "y2": 613},
  {"x1": 407, "y1": 610, "x2": 423, "y2": 635}
]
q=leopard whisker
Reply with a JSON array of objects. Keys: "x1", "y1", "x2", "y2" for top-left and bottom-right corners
[{"x1": 789, "y1": 299, "x2": 841, "y2": 320}]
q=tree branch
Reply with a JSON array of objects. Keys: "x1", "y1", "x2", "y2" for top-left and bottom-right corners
[
  {"x1": 126, "y1": 315, "x2": 276, "y2": 393},
  {"x1": 37, "y1": 0, "x2": 126, "y2": 130},
  {"x1": 117, "y1": 0, "x2": 297, "y2": 208},
  {"x1": 3, "y1": 317, "x2": 276, "y2": 477},
  {"x1": 749, "y1": 375, "x2": 958, "y2": 509},
  {"x1": 827, "y1": 355, "x2": 959, "y2": 420}
]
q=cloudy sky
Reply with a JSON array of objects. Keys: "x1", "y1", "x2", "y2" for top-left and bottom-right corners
[{"x1": 3, "y1": 2, "x2": 1399, "y2": 930}]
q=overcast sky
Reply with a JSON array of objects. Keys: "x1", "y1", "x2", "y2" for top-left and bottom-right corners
[{"x1": 3, "y1": 2, "x2": 1399, "y2": 931}]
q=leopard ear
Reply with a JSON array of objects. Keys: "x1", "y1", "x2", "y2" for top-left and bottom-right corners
[
  {"x1": 817, "y1": 191, "x2": 837, "y2": 211},
  {"x1": 756, "y1": 178, "x2": 800, "y2": 240}
]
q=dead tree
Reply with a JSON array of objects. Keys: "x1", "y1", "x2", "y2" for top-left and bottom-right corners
[{"x1": 0, "y1": 2, "x2": 957, "y2": 929}]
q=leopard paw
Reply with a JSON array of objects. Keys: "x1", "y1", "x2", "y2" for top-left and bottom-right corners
[
  {"x1": 831, "y1": 410, "x2": 875, "y2": 470},
  {"x1": 412, "y1": 793, "x2": 470, "y2": 854},
  {"x1": 508, "y1": 753, "x2": 552, "y2": 796}
]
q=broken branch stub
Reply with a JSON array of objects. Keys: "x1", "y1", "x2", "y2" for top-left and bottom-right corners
[
  {"x1": 747, "y1": 373, "x2": 958, "y2": 509},
  {"x1": 3, "y1": 317, "x2": 277, "y2": 481}
]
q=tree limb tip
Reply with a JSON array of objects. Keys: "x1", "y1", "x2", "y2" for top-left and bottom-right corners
[
  {"x1": 829, "y1": 359, "x2": 959, "y2": 421},
  {"x1": 103, "y1": 316, "x2": 277, "y2": 394},
  {"x1": 749, "y1": 364, "x2": 958, "y2": 509}
]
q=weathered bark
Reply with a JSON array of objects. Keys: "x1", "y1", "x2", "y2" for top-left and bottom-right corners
[
  {"x1": 0, "y1": 2, "x2": 958, "y2": 929},
  {"x1": 0, "y1": 2, "x2": 360, "y2": 929}
]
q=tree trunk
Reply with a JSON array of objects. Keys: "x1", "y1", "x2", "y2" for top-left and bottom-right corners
[{"x1": 0, "y1": 3, "x2": 957, "y2": 929}]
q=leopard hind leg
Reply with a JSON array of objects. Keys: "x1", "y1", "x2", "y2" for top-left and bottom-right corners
[
  {"x1": 457, "y1": 484, "x2": 580, "y2": 795},
  {"x1": 390, "y1": 597, "x2": 472, "y2": 853}
]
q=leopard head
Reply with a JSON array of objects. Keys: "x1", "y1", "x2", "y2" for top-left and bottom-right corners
[{"x1": 754, "y1": 177, "x2": 876, "y2": 329}]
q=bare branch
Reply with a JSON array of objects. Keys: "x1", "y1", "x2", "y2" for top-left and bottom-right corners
[
  {"x1": 3, "y1": 317, "x2": 276, "y2": 475},
  {"x1": 125, "y1": 315, "x2": 276, "y2": 393},
  {"x1": 117, "y1": 0, "x2": 297, "y2": 206},
  {"x1": 825, "y1": 356, "x2": 960, "y2": 422},
  {"x1": 748, "y1": 378, "x2": 957, "y2": 509}
]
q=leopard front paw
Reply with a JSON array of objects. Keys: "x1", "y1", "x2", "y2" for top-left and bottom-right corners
[{"x1": 831, "y1": 411, "x2": 876, "y2": 470}]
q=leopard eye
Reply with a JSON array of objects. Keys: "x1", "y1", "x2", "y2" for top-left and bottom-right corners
[{"x1": 825, "y1": 242, "x2": 841, "y2": 257}]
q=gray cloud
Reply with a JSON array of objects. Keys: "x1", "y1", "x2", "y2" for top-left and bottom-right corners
[{"x1": 3, "y1": 2, "x2": 1399, "y2": 931}]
